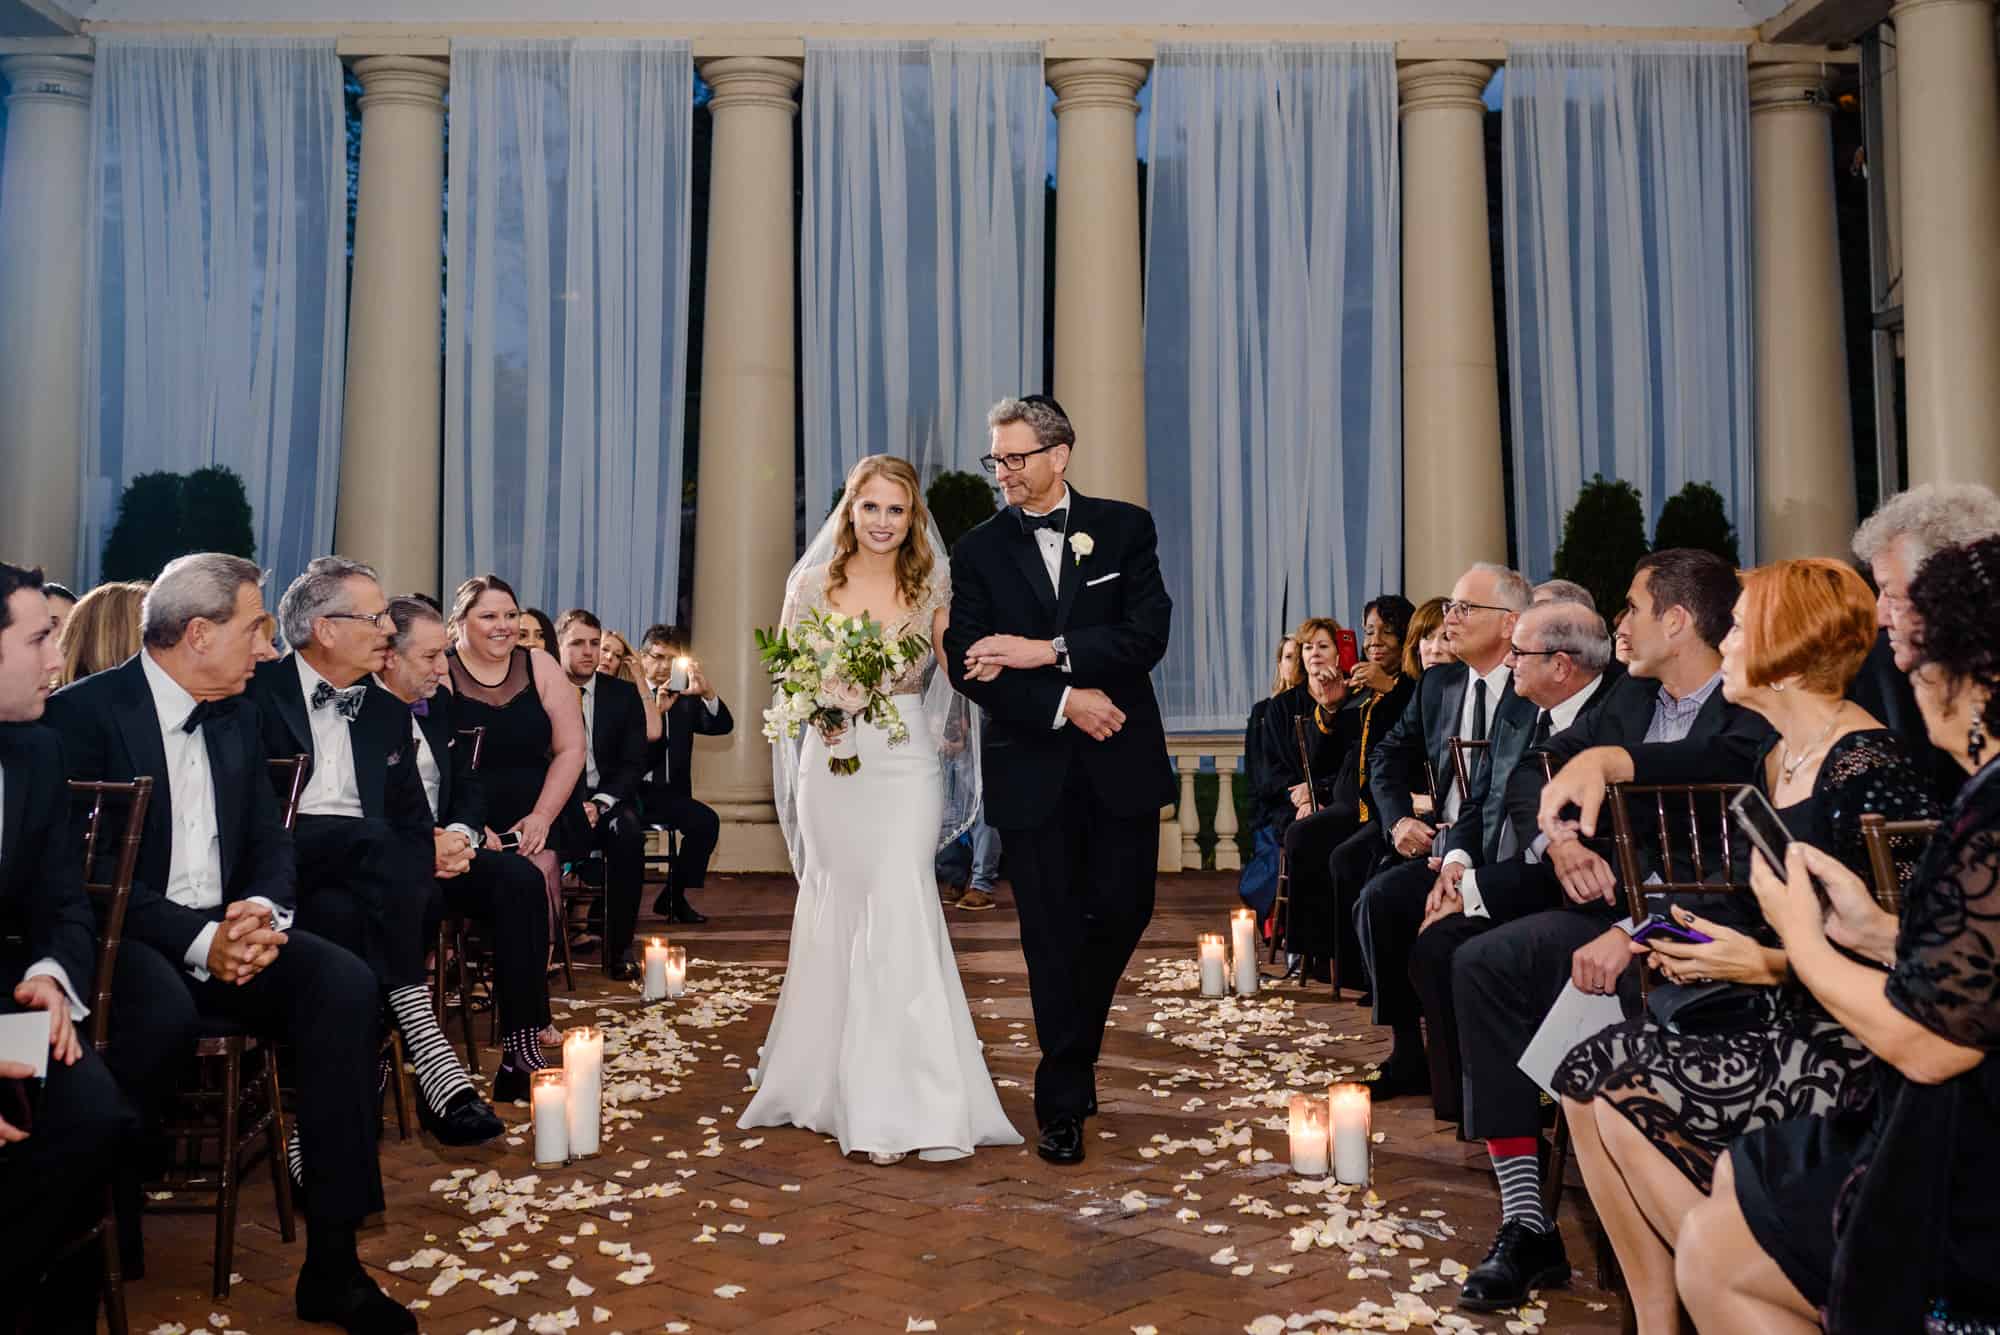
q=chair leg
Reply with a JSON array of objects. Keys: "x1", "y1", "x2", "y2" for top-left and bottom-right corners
[
  {"x1": 212, "y1": 1044, "x2": 244, "y2": 1300},
  {"x1": 1266, "y1": 860, "x2": 1291, "y2": 965},
  {"x1": 455, "y1": 922, "x2": 480, "y2": 1073},
  {"x1": 432, "y1": 920, "x2": 451, "y2": 1031},
  {"x1": 263, "y1": 1049, "x2": 296, "y2": 1244},
  {"x1": 557, "y1": 899, "x2": 577, "y2": 993},
  {"x1": 1544, "y1": 1105, "x2": 1572, "y2": 1218},
  {"x1": 100, "y1": 1184, "x2": 128, "y2": 1335},
  {"x1": 387, "y1": 1030, "x2": 413, "y2": 1141}
]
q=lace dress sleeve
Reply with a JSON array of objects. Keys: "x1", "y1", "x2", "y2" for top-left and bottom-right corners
[
  {"x1": 1885, "y1": 769, "x2": 2000, "y2": 1049},
  {"x1": 1822, "y1": 731, "x2": 1945, "y2": 892},
  {"x1": 781, "y1": 565, "x2": 827, "y2": 633}
]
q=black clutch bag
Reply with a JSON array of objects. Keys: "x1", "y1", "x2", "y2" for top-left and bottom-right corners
[{"x1": 1645, "y1": 980, "x2": 1768, "y2": 1034}]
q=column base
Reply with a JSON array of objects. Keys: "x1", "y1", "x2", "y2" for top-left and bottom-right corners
[{"x1": 710, "y1": 801, "x2": 792, "y2": 874}]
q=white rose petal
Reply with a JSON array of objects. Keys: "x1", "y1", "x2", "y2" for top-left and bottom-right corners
[
  {"x1": 906, "y1": 1321, "x2": 938, "y2": 1333},
  {"x1": 713, "y1": 1284, "x2": 746, "y2": 1299},
  {"x1": 566, "y1": 1276, "x2": 594, "y2": 1297},
  {"x1": 758, "y1": 1232, "x2": 785, "y2": 1246}
]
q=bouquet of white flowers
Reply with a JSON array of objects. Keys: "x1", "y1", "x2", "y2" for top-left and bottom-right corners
[{"x1": 756, "y1": 608, "x2": 931, "y2": 775}]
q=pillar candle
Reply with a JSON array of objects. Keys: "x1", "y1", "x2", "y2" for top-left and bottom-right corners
[
  {"x1": 1230, "y1": 909, "x2": 1259, "y2": 995},
  {"x1": 665, "y1": 945, "x2": 688, "y2": 998},
  {"x1": 642, "y1": 937, "x2": 669, "y2": 1001},
  {"x1": 1288, "y1": 1092, "x2": 1330, "y2": 1176},
  {"x1": 531, "y1": 1069, "x2": 569, "y2": 1167},
  {"x1": 563, "y1": 1026, "x2": 603, "y2": 1158},
  {"x1": 1329, "y1": 1082, "x2": 1372, "y2": 1186},
  {"x1": 1198, "y1": 933, "x2": 1228, "y2": 997}
]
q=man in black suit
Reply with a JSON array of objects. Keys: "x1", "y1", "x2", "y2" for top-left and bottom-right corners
[
  {"x1": 248, "y1": 558, "x2": 502, "y2": 1145},
  {"x1": 1392, "y1": 600, "x2": 1616, "y2": 1119},
  {"x1": 377, "y1": 597, "x2": 553, "y2": 1103},
  {"x1": 634, "y1": 624, "x2": 733, "y2": 925},
  {"x1": 0, "y1": 564, "x2": 140, "y2": 1334},
  {"x1": 45, "y1": 552, "x2": 414, "y2": 1334},
  {"x1": 554, "y1": 609, "x2": 655, "y2": 975},
  {"x1": 944, "y1": 394, "x2": 1175, "y2": 1167},
  {"x1": 1356, "y1": 561, "x2": 1527, "y2": 1086}
]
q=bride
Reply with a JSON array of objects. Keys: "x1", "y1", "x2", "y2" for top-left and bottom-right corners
[{"x1": 738, "y1": 454, "x2": 1022, "y2": 1164}]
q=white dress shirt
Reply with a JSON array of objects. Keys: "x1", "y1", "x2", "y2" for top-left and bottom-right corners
[
  {"x1": 1021, "y1": 485, "x2": 1075, "y2": 729},
  {"x1": 0, "y1": 765, "x2": 88, "y2": 1018},
  {"x1": 294, "y1": 656, "x2": 365, "y2": 819},
  {"x1": 139, "y1": 650, "x2": 292, "y2": 979},
  {"x1": 648, "y1": 689, "x2": 723, "y2": 785},
  {"x1": 577, "y1": 674, "x2": 620, "y2": 810},
  {"x1": 1439, "y1": 660, "x2": 1511, "y2": 825}
]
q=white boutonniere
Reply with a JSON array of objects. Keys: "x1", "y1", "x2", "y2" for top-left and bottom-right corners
[{"x1": 1068, "y1": 532, "x2": 1094, "y2": 566}]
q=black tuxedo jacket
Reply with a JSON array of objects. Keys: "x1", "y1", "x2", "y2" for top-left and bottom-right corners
[
  {"x1": 0, "y1": 724, "x2": 99, "y2": 992},
  {"x1": 1368, "y1": 662, "x2": 1518, "y2": 832},
  {"x1": 402, "y1": 686, "x2": 483, "y2": 832},
  {"x1": 247, "y1": 655, "x2": 433, "y2": 844},
  {"x1": 578, "y1": 674, "x2": 651, "y2": 809},
  {"x1": 1443, "y1": 681, "x2": 1586, "y2": 867},
  {"x1": 642, "y1": 691, "x2": 735, "y2": 808},
  {"x1": 944, "y1": 488, "x2": 1175, "y2": 830},
  {"x1": 44, "y1": 656, "x2": 297, "y2": 966}
]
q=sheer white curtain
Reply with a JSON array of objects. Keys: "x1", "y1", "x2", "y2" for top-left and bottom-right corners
[
  {"x1": 81, "y1": 37, "x2": 348, "y2": 587},
  {"x1": 1503, "y1": 42, "x2": 1755, "y2": 575},
  {"x1": 1145, "y1": 43, "x2": 1400, "y2": 733},
  {"x1": 801, "y1": 41, "x2": 1045, "y2": 515},
  {"x1": 446, "y1": 39, "x2": 694, "y2": 635}
]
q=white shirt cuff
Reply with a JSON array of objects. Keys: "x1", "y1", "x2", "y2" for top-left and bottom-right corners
[
  {"x1": 447, "y1": 823, "x2": 480, "y2": 846},
  {"x1": 1053, "y1": 686, "x2": 1072, "y2": 730},
  {"x1": 249, "y1": 897, "x2": 294, "y2": 934},
  {"x1": 703, "y1": 696, "x2": 721, "y2": 715},
  {"x1": 1442, "y1": 848, "x2": 1474, "y2": 873},
  {"x1": 21, "y1": 960, "x2": 89, "y2": 1020},
  {"x1": 1460, "y1": 868, "x2": 1489, "y2": 920},
  {"x1": 1528, "y1": 831, "x2": 1550, "y2": 864},
  {"x1": 186, "y1": 922, "x2": 219, "y2": 981},
  {"x1": 1614, "y1": 915, "x2": 1643, "y2": 936},
  {"x1": 591, "y1": 793, "x2": 618, "y2": 811}
]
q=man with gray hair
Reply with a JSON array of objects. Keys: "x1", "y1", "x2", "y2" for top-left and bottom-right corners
[
  {"x1": 249, "y1": 557, "x2": 505, "y2": 1148},
  {"x1": 1531, "y1": 578, "x2": 1595, "y2": 611}
]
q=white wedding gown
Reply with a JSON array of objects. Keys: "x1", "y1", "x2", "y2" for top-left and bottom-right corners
[{"x1": 738, "y1": 575, "x2": 1021, "y2": 1161}]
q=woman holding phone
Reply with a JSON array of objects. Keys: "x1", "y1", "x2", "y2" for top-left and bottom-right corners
[{"x1": 1540, "y1": 559, "x2": 1937, "y2": 1335}]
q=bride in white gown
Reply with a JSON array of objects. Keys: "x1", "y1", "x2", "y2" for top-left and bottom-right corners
[{"x1": 738, "y1": 454, "x2": 1022, "y2": 1163}]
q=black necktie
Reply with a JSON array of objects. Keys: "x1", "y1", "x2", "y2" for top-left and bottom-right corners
[
  {"x1": 1532, "y1": 710, "x2": 1552, "y2": 748},
  {"x1": 180, "y1": 697, "x2": 238, "y2": 735},
  {"x1": 1017, "y1": 507, "x2": 1068, "y2": 535},
  {"x1": 311, "y1": 680, "x2": 367, "y2": 723},
  {"x1": 1470, "y1": 678, "x2": 1489, "y2": 743}
]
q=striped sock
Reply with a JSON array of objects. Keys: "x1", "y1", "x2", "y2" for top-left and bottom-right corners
[
  {"x1": 387, "y1": 985, "x2": 474, "y2": 1114},
  {"x1": 286, "y1": 1125, "x2": 305, "y2": 1187},
  {"x1": 1491, "y1": 1149, "x2": 1549, "y2": 1234}
]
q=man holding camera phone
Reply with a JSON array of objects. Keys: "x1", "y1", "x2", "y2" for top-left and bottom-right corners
[{"x1": 636, "y1": 624, "x2": 732, "y2": 925}]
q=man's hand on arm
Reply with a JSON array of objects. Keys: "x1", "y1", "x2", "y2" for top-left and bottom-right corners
[
  {"x1": 12, "y1": 975, "x2": 80, "y2": 1067},
  {"x1": 1571, "y1": 927, "x2": 1636, "y2": 995},
  {"x1": 433, "y1": 827, "x2": 474, "y2": 878},
  {"x1": 1062, "y1": 689, "x2": 1126, "y2": 742},
  {"x1": 1390, "y1": 816, "x2": 1437, "y2": 859},
  {"x1": 1547, "y1": 831, "x2": 1619, "y2": 905},
  {"x1": 964, "y1": 635, "x2": 1057, "y2": 681}
]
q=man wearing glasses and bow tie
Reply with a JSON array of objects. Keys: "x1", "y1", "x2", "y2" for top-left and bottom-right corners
[{"x1": 249, "y1": 558, "x2": 504, "y2": 1148}]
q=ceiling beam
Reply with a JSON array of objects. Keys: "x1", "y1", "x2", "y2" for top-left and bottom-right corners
[{"x1": 1759, "y1": 0, "x2": 1894, "y2": 45}]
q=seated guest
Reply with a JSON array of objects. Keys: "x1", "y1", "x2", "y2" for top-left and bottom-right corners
[
  {"x1": 376, "y1": 598, "x2": 554, "y2": 1103},
  {"x1": 0, "y1": 564, "x2": 140, "y2": 1335},
  {"x1": 1445, "y1": 548, "x2": 1764, "y2": 1311},
  {"x1": 517, "y1": 607, "x2": 556, "y2": 656},
  {"x1": 554, "y1": 610, "x2": 652, "y2": 979},
  {"x1": 1261, "y1": 618, "x2": 1353, "y2": 971},
  {"x1": 445, "y1": 577, "x2": 587, "y2": 952},
  {"x1": 1240, "y1": 633, "x2": 1304, "y2": 922},
  {"x1": 1385, "y1": 600, "x2": 1617, "y2": 1113},
  {"x1": 1680, "y1": 535, "x2": 2000, "y2": 1334},
  {"x1": 1410, "y1": 596, "x2": 1456, "y2": 672},
  {"x1": 248, "y1": 558, "x2": 503, "y2": 1145},
  {"x1": 41, "y1": 581, "x2": 77, "y2": 638},
  {"x1": 45, "y1": 553, "x2": 414, "y2": 1334},
  {"x1": 635, "y1": 624, "x2": 733, "y2": 924},
  {"x1": 1531, "y1": 578, "x2": 1595, "y2": 611},
  {"x1": 56, "y1": 580, "x2": 147, "y2": 685},
  {"x1": 1359, "y1": 564, "x2": 1526, "y2": 1029},
  {"x1": 1546, "y1": 560, "x2": 1937, "y2": 1332}
]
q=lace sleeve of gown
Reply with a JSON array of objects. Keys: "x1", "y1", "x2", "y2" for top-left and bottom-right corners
[
  {"x1": 782, "y1": 565, "x2": 827, "y2": 632},
  {"x1": 1821, "y1": 730, "x2": 1945, "y2": 888},
  {"x1": 1885, "y1": 765, "x2": 2000, "y2": 1050}
]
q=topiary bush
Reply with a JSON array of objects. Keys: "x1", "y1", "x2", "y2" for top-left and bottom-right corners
[
  {"x1": 1551, "y1": 474, "x2": 1649, "y2": 617},
  {"x1": 101, "y1": 465, "x2": 257, "y2": 582},
  {"x1": 1652, "y1": 480, "x2": 1741, "y2": 566},
  {"x1": 926, "y1": 470, "x2": 999, "y2": 549}
]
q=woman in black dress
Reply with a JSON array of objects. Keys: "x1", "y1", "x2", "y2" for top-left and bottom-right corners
[
  {"x1": 1681, "y1": 535, "x2": 2000, "y2": 1334},
  {"x1": 1240, "y1": 633, "x2": 1304, "y2": 922},
  {"x1": 1548, "y1": 559, "x2": 1938, "y2": 1334}
]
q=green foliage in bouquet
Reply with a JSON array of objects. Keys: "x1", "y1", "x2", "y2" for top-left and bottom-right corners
[
  {"x1": 756, "y1": 608, "x2": 932, "y2": 775},
  {"x1": 1652, "y1": 480, "x2": 1741, "y2": 566},
  {"x1": 1551, "y1": 474, "x2": 1649, "y2": 617},
  {"x1": 102, "y1": 465, "x2": 257, "y2": 582}
]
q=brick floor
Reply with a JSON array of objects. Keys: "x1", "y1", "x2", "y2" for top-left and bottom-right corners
[{"x1": 126, "y1": 873, "x2": 1623, "y2": 1335}]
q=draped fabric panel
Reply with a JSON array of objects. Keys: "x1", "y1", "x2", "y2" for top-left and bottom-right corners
[
  {"x1": 800, "y1": 40, "x2": 1046, "y2": 516},
  {"x1": 81, "y1": 37, "x2": 348, "y2": 588},
  {"x1": 1503, "y1": 42, "x2": 1755, "y2": 575},
  {"x1": 1144, "y1": 42, "x2": 1401, "y2": 733},
  {"x1": 446, "y1": 39, "x2": 694, "y2": 636}
]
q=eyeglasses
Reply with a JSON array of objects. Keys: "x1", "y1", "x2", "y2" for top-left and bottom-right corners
[
  {"x1": 1443, "y1": 600, "x2": 1513, "y2": 619},
  {"x1": 1506, "y1": 644, "x2": 1563, "y2": 660},
  {"x1": 324, "y1": 611, "x2": 389, "y2": 629},
  {"x1": 978, "y1": 443, "x2": 1062, "y2": 475}
]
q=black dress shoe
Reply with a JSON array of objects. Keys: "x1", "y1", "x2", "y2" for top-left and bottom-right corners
[
  {"x1": 1459, "y1": 1219, "x2": 1571, "y2": 1312},
  {"x1": 296, "y1": 1269, "x2": 418, "y2": 1334},
  {"x1": 420, "y1": 1089, "x2": 505, "y2": 1146},
  {"x1": 1366, "y1": 1061, "x2": 1432, "y2": 1103},
  {"x1": 491, "y1": 1060, "x2": 540, "y2": 1105},
  {"x1": 1085, "y1": 1094, "x2": 1098, "y2": 1118},
  {"x1": 1036, "y1": 1116, "x2": 1085, "y2": 1165},
  {"x1": 668, "y1": 899, "x2": 708, "y2": 925},
  {"x1": 651, "y1": 888, "x2": 674, "y2": 918},
  {"x1": 604, "y1": 959, "x2": 640, "y2": 982}
]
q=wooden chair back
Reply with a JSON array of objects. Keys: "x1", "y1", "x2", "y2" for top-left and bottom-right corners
[
  {"x1": 455, "y1": 725, "x2": 486, "y2": 772},
  {"x1": 1605, "y1": 782, "x2": 1753, "y2": 924},
  {"x1": 68, "y1": 777, "x2": 153, "y2": 1054},
  {"x1": 1449, "y1": 738, "x2": 1492, "y2": 814},
  {"x1": 266, "y1": 755, "x2": 309, "y2": 831},
  {"x1": 1859, "y1": 813, "x2": 1942, "y2": 915}
]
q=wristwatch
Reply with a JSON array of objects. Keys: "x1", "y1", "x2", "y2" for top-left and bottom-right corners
[{"x1": 1051, "y1": 635, "x2": 1071, "y2": 672}]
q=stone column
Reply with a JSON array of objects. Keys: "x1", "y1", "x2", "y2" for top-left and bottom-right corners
[
  {"x1": 1398, "y1": 61, "x2": 1507, "y2": 598},
  {"x1": 0, "y1": 56, "x2": 92, "y2": 584},
  {"x1": 1048, "y1": 59, "x2": 1148, "y2": 505},
  {"x1": 1750, "y1": 63, "x2": 1856, "y2": 560},
  {"x1": 1893, "y1": 0, "x2": 2000, "y2": 489},
  {"x1": 692, "y1": 57, "x2": 802, "y2": 873},
  {"x1": 336, "y1": 57, "x2": 448, "y2": 595}
]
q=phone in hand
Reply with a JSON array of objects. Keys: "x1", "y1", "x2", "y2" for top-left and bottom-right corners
[
  {"x1": 668, "y1": 656, "x2": 691, "y2": 695},
  {"x1": 1335, "y1": 628, "x2": 1360, "y2": 674},
  {"x1": 1630, "y1": 913, "x2": 1714, "y2": 946},
  {"x1": 496, "y1": 830, "x2": 523, "y2": 852}
]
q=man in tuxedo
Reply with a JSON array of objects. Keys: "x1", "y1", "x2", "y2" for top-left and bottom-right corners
[
  {"x1": 377, "y1": 597, "x2": 552, "y2": 1103},
  {"x1": 634, "y1": 624, "x2": 733, "y2": 925},
  {"x1": 44, "y1": 552, "x2": 414, "y2": 1334},
  {"x1": 555, "y1": 609, "x2": 653, "y2": 976},
  {"x1": 0, "y1": 563, "x2": 139, "y2": 1334},
  {"x1": 248, "y1": 558, "x2": 502, "y2": 1145},
  {"x1": 1446, "y1": 549, "x2": 1765, "y2": 1312},
  {"x1": 1356, "y1": 562, "x2": 1527, "y2": 1083},
  {"x1": 1390, "y1": 600, "x2": 1615, "y2": 1119},
  {"x1": 944, "y1": 393, "x2": 1175, "y2": 1166}
]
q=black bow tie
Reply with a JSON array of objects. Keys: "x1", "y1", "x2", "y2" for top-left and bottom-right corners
[
  {"x1": 1017, "y1": 507, "x2": 1068, "y2": 535},
  {"x1": 311, "y1": 680, "x2": 367, "y2": 723},
  {"x1": 180, "y1": 697, "x2": 239, "y2": 735}
]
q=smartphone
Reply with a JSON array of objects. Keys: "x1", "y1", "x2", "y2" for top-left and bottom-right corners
[
  {"x1": 497, "y1": 830, "x2": 523, "y2": 852},
  {"x1": 1728, "y1": 784, "x2": 1793, "y2": 879},
  {"x1": 1630, "y1": 914, "x2": 1714, "y2": 946},
  {"x1": 1335, "y1": 628, "x2": 1360, "y2": 674},
  {"x1": 668, "y1": 656, "x2": 691, "y2": 694}
]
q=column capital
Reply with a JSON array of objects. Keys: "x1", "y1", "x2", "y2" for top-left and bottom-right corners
[
  {"x1": 351, "y1": 55, "x2": 447, "y2": 112},
  {"x1": 699, "y1": 56, "x2": 802, "y2": 115},
  {"x1": 1396, "y1": 60, "x2": 1493, "y2": 116},
  {"x1": 1048, "y1": 58, "x2": 1147, "y2": 116},
  {"x1": 0, "y1": 54, "x2": 91, "y2": 110},
  {"x1": 1749, "y1": 62, "x2": 1834, "y2": 114},
  {"x1": 1891, "y1": 0, "x2": 1995, "y2": 17}
]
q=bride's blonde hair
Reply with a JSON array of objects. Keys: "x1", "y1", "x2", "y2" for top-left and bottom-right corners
[{"x1": 827, "y1": 455, "x2": 935, "y2": 608}]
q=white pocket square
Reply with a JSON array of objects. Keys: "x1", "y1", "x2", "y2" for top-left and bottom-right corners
[{"x1": 1085, "y1": 571, "x2": 1121, "y2": 587}]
